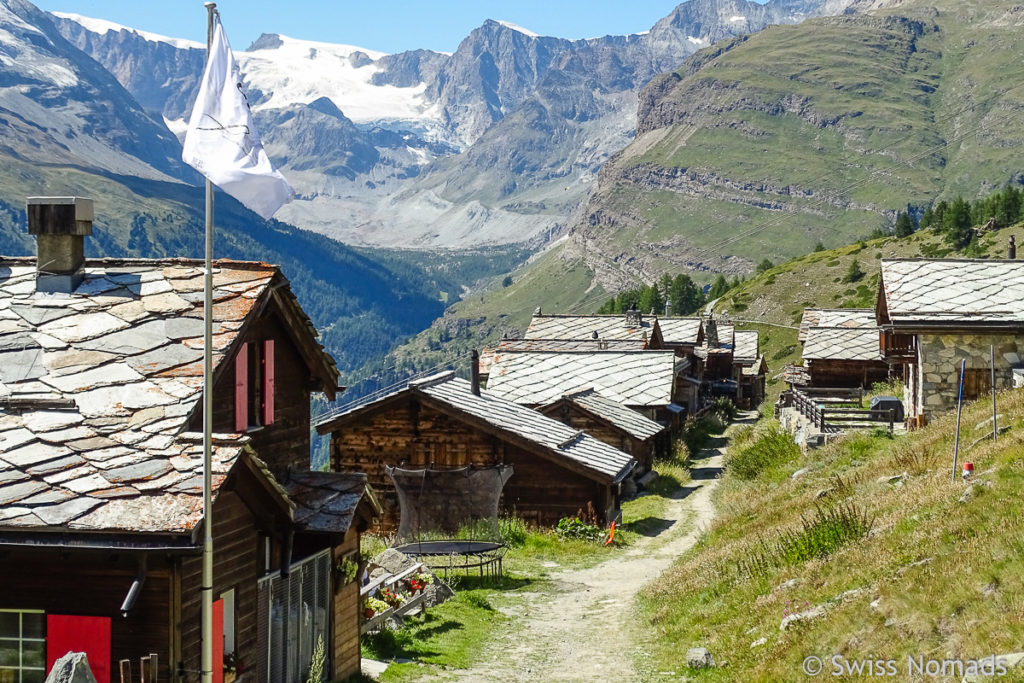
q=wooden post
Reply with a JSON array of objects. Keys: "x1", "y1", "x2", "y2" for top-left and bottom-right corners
[
  {"x1": 889, "y1": 409, "x2": 894, "y2": 434},
  {"x1": 119, "y1": 660, "x2": 132, "y2": 683},
  {"x1": 991, "y1": 345, "x2": 998, "y2": 443},
  {"x1": 952, "y1": 359, "x2": 966, "y2": 484},
  {"x1": 140, "y1": 656, "x2": 152, "y2": 683}
]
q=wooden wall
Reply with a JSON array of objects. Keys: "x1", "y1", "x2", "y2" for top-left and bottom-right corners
[
  {"x1": 331, "y1": 529, "x2": 361, "y2": 681},
  {"x1": 179, "y1": 491, "x2": 262, "y2": 681},
  {"x1": 808, "y1": 359, "x2": 889, "y2": 389},
  {"x1": 0, "y1": 547, "x2": 174, "y2": 680},
  {"x1": 330, "y1": 397, "x2": 617, "y2": 528},
  {"x1": 190, "y1": 308, "x2": 315, "y2": 480}
]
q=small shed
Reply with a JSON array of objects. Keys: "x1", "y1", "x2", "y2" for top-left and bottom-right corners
[
  {"x1": 801, "y1": 326, "x2": 888, "y2": 388},
  {"x1": 538, "y1": 388, "x2": 666, "y2": 470},
  {"x1": 317, "y1": 373, "x2": 636, "y2": 529}
]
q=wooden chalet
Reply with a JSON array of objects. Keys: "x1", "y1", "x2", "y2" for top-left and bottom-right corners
[
  {"x1": 731, "y1": 330, "x2": 767, "y2": 408},
  {"x1": 877, "y1": 257, "x2": 1024, "y2": 426},
  {"x1": 696, "y1": 316, "x2": 734, "y2": 381},
  {"x1": 799, "y1": 309, "x2": 888, "y2": 389},
  {"x1": 538, "y1": 388, "x2": 666, "y2": 471},
  {"x1": 658, "y1": 317, "x2": 705, "y2": 363},
  {"x1": 316, "y1": 372, "x2": 636, "y2": 530},
  {"x1": 483, "y1": 349, "x2": 688, "y2": 425},
  {"x1": 0, "y1": 199, "x2": 379, "y2": 683}
]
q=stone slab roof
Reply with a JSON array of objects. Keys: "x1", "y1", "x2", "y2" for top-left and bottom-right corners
[
  {"x1": 318, "y1": 373, "x2": 636, "y2": 484},
  {"x1": 479, "y1": 339, "x2": 646, "y2": 375},
  {"x1": 733, "y1": 330, "x2": 760, "y2": 362},
  {"x1": 485, "y1": 351, "x2": 678, "y2": 408},
  {"x1": 658, "y1": 317, "x2": 702, "y2": 345},
  {"x1": 799, "y1": 308, "x2": 876, "y2": 343},
  {"x1": 803, "y1": 327, "x2": 883, "y2": 362},
  {"x1": 524, "y1": 314, "x2": 658, "y2": 343},
  {"x1": 552, "y1": 388, "x2": 664, "y2": 441},
  {"x1": 0, "y1": 258, "x2": 335, "y2": 535},
  {"x1": 880, "y1": 259, "x2": 1024, "y2": 327},
  {"x1": 284, "y1": 471, "x2": 378, "y2": 534}
]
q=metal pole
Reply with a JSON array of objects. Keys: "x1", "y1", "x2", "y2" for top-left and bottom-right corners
[
  {"x1": 991, "y1": 344, "x2": 997, "y2": 443},
  {"x1": 201, "y1": 5, "x2": 217, "y2": 683},
  {"x1": 952, "y1": 359, "x2": 966, "y2": 484}
]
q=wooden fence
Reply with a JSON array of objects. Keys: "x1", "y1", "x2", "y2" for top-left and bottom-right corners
[{"x1": 779, "y1": 388, "x2": 894, "y2": 434}]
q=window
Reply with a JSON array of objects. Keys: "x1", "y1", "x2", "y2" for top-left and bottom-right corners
[
  {"x1": 0, "y1": 610, "x2": 45, "y2": 683},
  {"x1": 961, "y1": 368, "x2": 992, "y2": 401},
  {"x1": 235, "y1": 340, "x2": 276, "y2": 432}
]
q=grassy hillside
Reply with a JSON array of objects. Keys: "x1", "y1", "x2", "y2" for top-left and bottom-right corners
[
  {"x1": 575, "y1": 0, "x2": 1024, "y2": 280},
  {"x1": 636, "y1": 389, "x2": 1024, "y2": 680}
]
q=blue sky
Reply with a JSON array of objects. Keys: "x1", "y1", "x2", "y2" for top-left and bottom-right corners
[{"x1": 40, "y1": 1, "x2": 716, "y2": 54}]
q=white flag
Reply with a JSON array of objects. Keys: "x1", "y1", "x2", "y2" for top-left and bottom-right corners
[{"x1": 182, "y1": 16, "x2": 293, "y2": 220}]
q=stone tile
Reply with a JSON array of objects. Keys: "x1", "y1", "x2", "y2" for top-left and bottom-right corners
[
  {"x1": 0, "y1": 479, "x2": 49, "y2": 505},
  {"x1": 23, "y1": 410, "x2": 83, "y2": 432},
  {"x1": 34, "y1": 498, "x2": 102, "y2": 526},
  {"x1": 44, "y1": 363, "x2": 143, "y2": 393},
  {"x1": 1, "y1": 442, "x2": 73, "y2": 469},
  {"x1": 105, "y1": 459, "x2": 173, "y2": 484},
  {"x1": 38, "y1": 312, "x2": 129, "y2": 343}
]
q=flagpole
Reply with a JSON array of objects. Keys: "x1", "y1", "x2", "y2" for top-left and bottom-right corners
[{"x1": 201, "y1": 5, "x2": 217, "y2": 683}]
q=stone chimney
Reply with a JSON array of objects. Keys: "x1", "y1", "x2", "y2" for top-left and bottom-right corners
[
  {"x1": 705, "y1": 313, "x2": 719, "y2": 348},
  {"x1": 1010, "y1": 235, "x2": 1016, "y2": 260},
  {"x1": 665, "y1": 299, "x2": 671, "y2": 317},
  {"x1": 624, "y1": 306, "x2": 642, "y2": 328},
  {"x1": 27, "y1": 197, "x2": 93, "y2": 293}
]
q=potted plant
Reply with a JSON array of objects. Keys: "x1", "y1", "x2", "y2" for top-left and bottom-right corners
[
  {"x1": 363, "y1": 596, "x2": 388, "y2": 618},
  {"x1": 380, "y1": 587, "x2": 405, "y2": 608},
  {"x1": 223, "y1": 653, "x2": 239, "y2": 683}
]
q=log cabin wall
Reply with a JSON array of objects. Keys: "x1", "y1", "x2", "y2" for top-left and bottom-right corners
[
  {"x1": 330, "y1": 528, "x2": 361, "y2": 681},
  {"x1": 331, "y1": 397, "x2": 503, "y2": 531},
  {"x1": 190, "y1": 310, "x2": 314, "y2": 480},
  {"x1": 329, "y1": 397, "x2": 616, "y2": 528},
  {"x1": 807, "y1": 359, "x2": 889, "y2": 389},
  {"x1": 502, "y1": 443, "x2": 612, "y2": 526},
  {"x1": 0, "y1": 547, "x2": 174, "y2": 680},
  {"x1": 179, "y1": 490, "x2": 262, "y2": 681}
]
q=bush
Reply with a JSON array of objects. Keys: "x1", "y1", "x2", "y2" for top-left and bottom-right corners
[
  {"x1": 499, "y1": 517, "x2": 528, "y2": 546},
  {"x1": 554, "y1": 516, "x2": 603, "y2": 542},
  {"x1": 710, "y1": 396, "x2": 738, "y2": 422},
  {"x1": 727, "y1": 427, "x2": 800, "y2": 480},
  {"x1": 363, "y1": 625, "x2": 413, "y2": 660}
]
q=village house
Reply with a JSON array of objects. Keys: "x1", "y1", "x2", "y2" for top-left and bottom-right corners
[
  {"x1": 797, "y1": 309, "x2": 888, "y2": 389},
  {"x1": 483, "y1": 349, "x2": 688, "y2": 425},
  {"x1": 657, "y1": 317, "x2": 705, "y2": 364},
  {"x1": 478, "y1": 338, "x2": 646, "y2": 385},
  {"x1": 537, "y1": 388, "x2": 666, "y2": 471},
  {"x1": 0, "y1": 198, "x2": 378, "y2": 683},
  {"x1": 316, "y1": 372, "x2": 636, "y2": 530},
  {"x1": 877, "y1": 257, "x2": 1024, "y2": 426},
  {"x1": 731, "y1": 330, "x2": 767, "y2": 408},
  {"x1": 696, "y1": 316, "x2": 734, "y2": 382}
]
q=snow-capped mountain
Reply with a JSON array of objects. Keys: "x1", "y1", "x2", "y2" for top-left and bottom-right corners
[
  {"x1": 0, "y1": 0, "x2": 189, "y2": 182},
  {"x1": 51, "y1": 0, "x2": 853, "y2": 247}
]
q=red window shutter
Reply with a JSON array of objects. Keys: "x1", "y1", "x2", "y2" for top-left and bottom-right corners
[
  {"x1": 235, "y1": 343, "x2": 248, "y2": 432},
  {"x1": 213, "y1": 598, "x2": 224, "y2": 683},
  {"x1": 47, "y1": 615, "x2": 111, "y2": 683},
  {"x1": 263, "y1": 339, "x2": 275, "y2": 425}
]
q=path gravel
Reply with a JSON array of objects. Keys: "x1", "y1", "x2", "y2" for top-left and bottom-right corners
[{"x1": 433, "y1": 414, "x2": 755, "y2": 683}]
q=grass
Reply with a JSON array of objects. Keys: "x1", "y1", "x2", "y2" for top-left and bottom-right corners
[{"x1": 636, "y1": 387, "x2": 1024, "y2": 680}]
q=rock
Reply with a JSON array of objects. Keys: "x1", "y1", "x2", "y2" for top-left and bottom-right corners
[
  {"x1": 750, "y1": 637, "x2": 767, "y2": 648},
  {"x1": 686, "y1": 647, "x2": 715, "y2": 669},
  {"x1": 959, "y1": 485, "x2": 976, "y2": 503},
  {"x1": 877, "y1": 472, "x2": 907, "y2": 486},
  {"x1": 979, "y1": 581, "x2": 999, "y2": 597},
  {"x1": 884, "y1": 618, "x2": 896, "y2": 627},
  {"x1": 45, "y1": 652, "x2": 97, "y2": 683},
  {"x1": 791, "y1": 467, "x2": 810, "y2": 479},
  {"x1": 423, "y1": 579, "x2": 455, "y2": 608},
  {"x1": 832, "y1": 588, "x2": 865, "y2": 604},
  {"x1": 974, "y1": 414, "x2": 1004, "y2": 431},
  {"x1": 370, "y1": 548, "x2": 417, "y2": 578},
  {"x1": 774, "y1": 578, "x2": 800, "y2": 593},
  {"x1": 621, "y1": 477, "x2": 637, "y2": 498},
  {"x1": 869, "y1": 598, "x2": 882, "y2": 612},
  {"x1": 780, "y1": 605, "x2": 826, "y2": 631}
]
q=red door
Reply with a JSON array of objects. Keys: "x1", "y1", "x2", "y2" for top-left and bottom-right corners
[{"x1": 46, "y1": 615, "x2": 111, "y2": 683}]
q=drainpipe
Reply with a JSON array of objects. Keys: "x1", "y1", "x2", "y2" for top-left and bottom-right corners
[
  {"x1": 120, "y1": 554, "x2": 148, "y2": 618},
  {"x1": 471, "y1": 350, "x2": 481, "y2": 396}
]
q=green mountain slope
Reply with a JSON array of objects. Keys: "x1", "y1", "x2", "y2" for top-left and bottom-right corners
[{"x1": 573, "y1": 0, "x2": 1024, "y2": 281}]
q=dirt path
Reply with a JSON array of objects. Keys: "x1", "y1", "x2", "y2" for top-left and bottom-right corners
[{"x1": 437, "y1": 414, "x2": 755, "y2": 683}]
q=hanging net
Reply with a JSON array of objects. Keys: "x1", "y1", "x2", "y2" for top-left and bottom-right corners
[{"x1": 386, "y1": 465, "x2": 513, "y2": 542}]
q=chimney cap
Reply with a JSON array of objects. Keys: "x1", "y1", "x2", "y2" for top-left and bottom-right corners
[{"x1": 26, "y1": 197, "x2": 94, "y2": 236}]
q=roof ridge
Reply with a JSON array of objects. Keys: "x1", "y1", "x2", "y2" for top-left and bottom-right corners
[{"x1": 409, "y1": 370, "x2": 456, "y2": 389}]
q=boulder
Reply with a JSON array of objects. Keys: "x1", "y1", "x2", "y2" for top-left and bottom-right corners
[
  {"x1": 686, "y1": 647, "x2": 715, "y2": 669},
  {"x1": 45, "y1": 652, "x2": 97, "y2": 683},
  {"x1": 780, "y1": 604, "x2": 826, "y2": 631}
]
